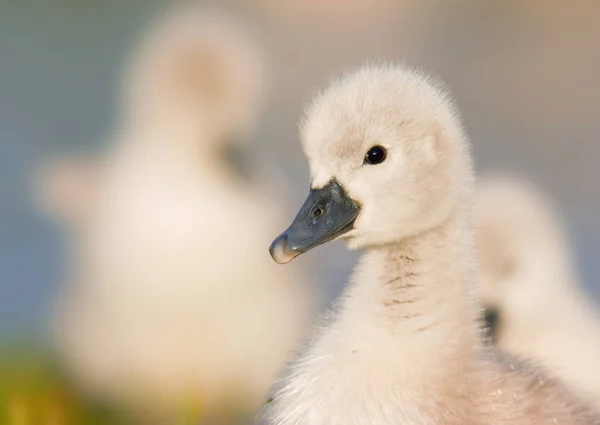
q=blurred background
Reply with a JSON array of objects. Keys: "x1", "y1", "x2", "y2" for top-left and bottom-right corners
[{"x1": 1, "y1": 0, "x2": 599, "y2": 423}]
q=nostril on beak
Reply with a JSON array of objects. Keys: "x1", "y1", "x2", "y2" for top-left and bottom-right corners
[{"x1": 311, "y1": 206, "x2": 325, "y2": 219}]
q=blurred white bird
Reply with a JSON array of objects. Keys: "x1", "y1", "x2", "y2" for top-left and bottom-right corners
[
  {"x1": 477, "y1": 174, "x2": 600, "y2": 406},
  {"x1": 36, "y1": 6, "x2": 315, "y2": 422}
]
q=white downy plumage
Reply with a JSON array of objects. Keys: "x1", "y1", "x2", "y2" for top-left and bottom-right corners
[
  {"x1": 41, "y1": 7, "x2": 314, "y2": 420},
  {"x1": 476, "y1": 174, "x2": 600, "y2": 406},
  {"x1": 261, "y1": 64, "x2": 600, "y2": 425}
]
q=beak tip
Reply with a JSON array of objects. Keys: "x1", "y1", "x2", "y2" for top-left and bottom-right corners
[{"x1": 269, "y1": 233, "x2": 301, "y2": 264}]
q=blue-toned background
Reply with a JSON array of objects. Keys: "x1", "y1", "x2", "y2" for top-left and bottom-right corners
[{"x1": 1, "y1": 0, "x2": 598, "y2": 337}]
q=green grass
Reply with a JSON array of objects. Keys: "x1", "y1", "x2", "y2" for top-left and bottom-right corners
[
  {"x1": 0, "y1": 339, "x2": 256, "y2": 425},
  {"x1": 0, "y1": 341, "x2": 128, "y2": 425}
]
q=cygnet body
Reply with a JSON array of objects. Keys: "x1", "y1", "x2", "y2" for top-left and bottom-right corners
[
  {"x1": 44, "y1": 8, "x2": 313, "y2": 420},
  {"x1": 477, "y1": 175, "x2": 600, "y2": 405},
  {"x1": 263, "y1": 64, "x2": 599, "y2": 425}
]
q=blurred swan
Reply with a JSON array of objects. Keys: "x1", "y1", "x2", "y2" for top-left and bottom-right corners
[
  {"x1": 477, "y1": 174, "x2": 600, "y2": 405},
  {"x1": 37, "y1": 6, "x2": 315, "y2": 422}
]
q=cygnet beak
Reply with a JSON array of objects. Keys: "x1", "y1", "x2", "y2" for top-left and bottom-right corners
[{"x1": 269, "y1": 179, "x2": 360, "y2": 264}]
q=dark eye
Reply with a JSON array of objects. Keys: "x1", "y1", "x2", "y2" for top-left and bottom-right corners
[{"x1": 364, "y1": 145, "x2": 387, "y2": 165}]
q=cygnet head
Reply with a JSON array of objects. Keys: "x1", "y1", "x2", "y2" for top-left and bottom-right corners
[
  {"x1": 123, "y1": 6, "x2": 267, "y2": 152},
  {"x1": 270, "y1": 64, "x2": 473, "y2": 264},
  {"x1": 475, "y1": 175, "x2": 576, "y2": 341}
]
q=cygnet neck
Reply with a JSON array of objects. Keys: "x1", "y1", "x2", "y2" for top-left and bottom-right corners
[{"x1": 345, "y1": 209, "x2": 482, "y2": 361}]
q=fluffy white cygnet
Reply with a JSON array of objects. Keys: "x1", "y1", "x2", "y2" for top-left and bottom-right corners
[
  {"x1": 477, "y1": 174, "x2": 600, "y2": 406},
  {"x1": 262, "y1": 64, "x2": 600, "y2": 425},
  {"x1": 38, "y1": 7, "x2": 314, "y2": 421}
]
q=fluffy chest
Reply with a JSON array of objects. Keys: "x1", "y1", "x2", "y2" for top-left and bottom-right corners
[
  {"x1": 266, "y1": 359, "x2": 425, "y2": 425},
  {"x1": 264, "y1": 323, "x2": 477, "y2": 425}
]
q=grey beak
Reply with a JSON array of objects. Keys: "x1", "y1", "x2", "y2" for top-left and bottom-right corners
[{"x1": 269, "y1": 179, "x2": 360, "y2": 264}]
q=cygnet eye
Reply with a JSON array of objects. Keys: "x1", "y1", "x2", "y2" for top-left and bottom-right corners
[{"x1": 364, "y1": 145, "x2": 387, "y2": 165}]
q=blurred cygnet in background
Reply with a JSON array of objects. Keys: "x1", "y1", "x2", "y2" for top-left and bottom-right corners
[
  {"x1": 36, "y1": 6, "x2": 315, "y2": 422},
  {"x1": 476, "y1": 174, "x2": 600, "y2": 405}
]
